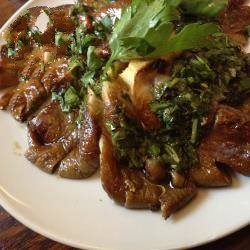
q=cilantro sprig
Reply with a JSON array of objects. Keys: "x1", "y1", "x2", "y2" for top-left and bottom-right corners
[{"x1": 106, "y1": 0, "x2": 221, "y2": 70}]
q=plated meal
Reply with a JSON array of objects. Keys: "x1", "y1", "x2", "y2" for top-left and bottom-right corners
[{"x1": 0, "y1": 0, "x2": 250, "y2": 220}]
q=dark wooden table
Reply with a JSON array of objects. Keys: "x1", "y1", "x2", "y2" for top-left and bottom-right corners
[{"x1": 0, "y1": 1, "x2": 250, "y2": 249}]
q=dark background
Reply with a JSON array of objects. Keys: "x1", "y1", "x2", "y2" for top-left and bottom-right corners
[{"x1": 0, "y1": 0, "x2": 249, "y2": 249}]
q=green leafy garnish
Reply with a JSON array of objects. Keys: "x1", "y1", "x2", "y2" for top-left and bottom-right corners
[
  {"x1": 68, "y1": 56, "x2": 84, "y2": 77},
  {"x1": 55, "y1": 32, "x2": 68, "y2": 46},
  {"x1": 27, "y1": 26, "x2": 42, "y2": 44},
  {"x1": 107, "y1": 0, "x2": 179, "y2": 64},
  {"x1": 87, "y1": 46, "x2": 104, "y2": 71},
  {"x1": 52, "y1": 86, "x2": 80, "y2": 112},
  {"x1": 69, "y1": 26, "x2": 96, "y2": 56},
  {"x1": 81, "y1": 71, "x2": 95, "y2": 87},
  {"x1": 106, "y1": 116, "x2": 146, "y2": 169},
  {"x1": 100, "y1": 15, "x2": 113, "y2": 31},
  {"x1": 20, "y1": 9, "x2": 30, "y2": 17},
  {"x1": 150, "y1": 23, "x2": 219, "y2": 57},
  {"x1": 106, "y1": 0, "x2": 220, "y2": 69},
  {"x1": 148, "y1": 144, "x2": 161, "y2": 158},
  {"x1": 7, "y1": 47, "x2": 15, "y2": 58},
  {"x1": 16, "y1": 40, "x2": 25, "y2": 49}
]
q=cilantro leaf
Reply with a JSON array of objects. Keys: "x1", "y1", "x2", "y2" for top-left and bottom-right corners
[
  {"x1": 52, "y1": 86, "x2": 80, "y2": 112},
  {"x1": 7, "y1": 47, "x2": 15, "y2": 58},
  {"x1": 87, "y1": 46, "x2": 103, "y2": 71},
  {"x1": 64, "y1": 86, "x2": 80, "y2": 108},
  {"x1": 106, "y1": 0, "x2": 220, "y2": 69},
  {"x1": 55, "y1": 32, "x2": 68, "y2": 46},
  {"x1": 81, "y1": 71, "x2": 95, "y2": 87},
  {"x1": 100, "y1": 15, "x2": 113, "y2": 31},
  {"x1": 107, "y1": 0, "x2": 179, "y2": 64},
  {"x1": 150, "y1": 23, "x2": 219, "y2": 57}
]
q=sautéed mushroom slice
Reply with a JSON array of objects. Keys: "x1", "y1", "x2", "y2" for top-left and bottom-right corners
[
  {"x1": 100, "y1": 80, "x2": 197, "y2": 219},
  {"x1": 190, "y1": 104, "x2": 250, "y2": 186},
  {"x1": 9, "y1": 56, "x2": 74, "y2": 121},
  {"x1": 58, "y1": 89, "x2": 101, "y2": 179},
  {"x1": 214, "y1": 105, "x2": 250, "y2": 176},
  {"x1": 25, "y1": 101, "x2": 78, "y2": 173}
]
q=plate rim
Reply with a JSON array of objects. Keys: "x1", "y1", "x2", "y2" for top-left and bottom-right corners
[
  {"x1": 1, "y1": 192, "x2": 249, "y2": 250},
  {"x1": 0, "y1": 1, "x2": 250, "y2": 249}
]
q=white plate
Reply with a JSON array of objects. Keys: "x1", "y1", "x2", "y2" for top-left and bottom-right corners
[{"x1": 0, "y1": 1, "x2": 250, "y2": 249}]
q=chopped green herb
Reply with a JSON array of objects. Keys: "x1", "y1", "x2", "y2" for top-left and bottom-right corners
[
  {"x1": 68, "y1": 56, "x2": 84, "y2": 77},
  {"x1": 148, "y1": 37, "x2": 249, "y2": 169},
  {"x1": 100, "y1": 15, "x2": 113, "y2": 31},
  {"x1": 106, "y1": 115, "x2": 146, "y2": 169},
  {"x1": 87, "y1": 46, "x2": 103, "y2": 71},
  {"x1": 64, "y1": 86, "x2": 80, "y2": 108},
  {"x1": 7, "y1": 47, "x2": 15, "y2": 58},
  {"x1": 70, "y1": 2, "x2": 87, "y2": 24},
  {"x1": 21, "y1": 10, "x2": 30, "y2": 17},
  {"x1": 16, "y1": 40, "x2": 25, "y2": 49},
  {"x1": 27, "y1": 26, "x2": 41, "y2": 44},
  {"x1": 80, "y1": 71, "x2": 95, "y2": 87},
  {"x1": 52, "y1": 86, "x2": 81, "y2": 112},
  {"x1": 69, "y1": 26, "x2": 96, "y2": 55},
  {"x1": 55, "y1": 32, "x2": 67, "y2": 46},
  {"x1": 164, "y1": 144, "x2": 181, "y2": 165},
  {"x1": 149, "y1": 144, "x2": 161, "y2": 158},
  {"x1": 191, "y1": 119, "x2": 199, "y2": 144}
]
